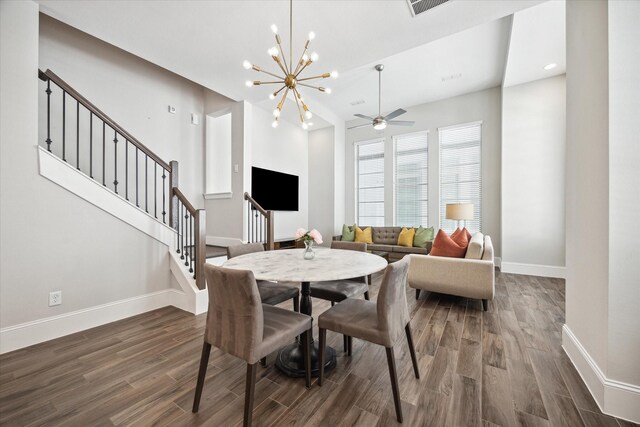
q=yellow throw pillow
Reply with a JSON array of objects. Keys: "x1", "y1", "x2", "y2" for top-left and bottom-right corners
[
  {"x1": 397, "y1": 227, "x2": 415, "y2": 247},
  {"x1": 354, "y1": 226, "x2": 373, "y2": 244}
]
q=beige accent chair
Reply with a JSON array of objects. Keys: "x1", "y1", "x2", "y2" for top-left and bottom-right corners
[
  {"x1": 408, "y1": 233, "x2": 495, "y2": 311},
  {"x1": 317, "y1": 257, "x2": 419, "y2": 423},
  {"x1": 310, "y1": 240, "x2": 370, "y2": 354},
  {"x1": 193, "y1": 264, "x2": 312, "y2": 427}
]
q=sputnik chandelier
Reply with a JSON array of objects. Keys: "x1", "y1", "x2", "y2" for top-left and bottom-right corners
[{"x1": 243, "y1": 0, "x2": 337, "y2": 129}]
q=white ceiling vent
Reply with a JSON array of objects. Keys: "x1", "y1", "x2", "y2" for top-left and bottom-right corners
[{"x1": 406, "y1": 0, "x2": 450, "y2": 17}]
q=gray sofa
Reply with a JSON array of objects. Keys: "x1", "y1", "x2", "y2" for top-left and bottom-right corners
[{"x1": 335, "y1": 226, "x2": 432, "y2": 261}]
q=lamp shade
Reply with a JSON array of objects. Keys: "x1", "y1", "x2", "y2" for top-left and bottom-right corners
[{"x1": 446, "y1": 203, "x2": 474, "y2": 221}]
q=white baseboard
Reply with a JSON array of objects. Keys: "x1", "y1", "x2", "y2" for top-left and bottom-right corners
[
  {"x1": 562, "y1": 325, "x2": 640, "y2": 423},
  {"x1": 38, "y1": 146, "x2": 176, "y2": 248},
  {"x1": 206, "y1": 235, "x2": 244, "y2": 247},
  {"x1": 0, "y1": 289, "x2": 187, "y2": 354},
  {"x1": 501, "y1": 261, "x2": 565, "y2": 278}
]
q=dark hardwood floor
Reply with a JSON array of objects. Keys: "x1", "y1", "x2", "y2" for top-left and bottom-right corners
[{"x1": 0, "y1": 271, "x2": 636, "y2": 426}]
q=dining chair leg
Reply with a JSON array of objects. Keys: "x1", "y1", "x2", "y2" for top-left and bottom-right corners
[
  {"x1": 364, "y1": 291, "x2": 370, "y2": 300},
  {"x1": 302, "y1": 328, "x2": 312, "y2": 388},
  {"x1": 243, "y1": 363, "x2": 258, "y2": 427},
  {"x1": 192, "y1": 341, "x2": 212, "y2": 413},
  {"x1": 405, "y1": 323, "x2": 420, "y2": 379},
  {"x1": 385, "y1": 347, "x2": 403, "y2": 423},
  {"x1": 482, "y1": 299, "x2": 488, "y2": 311},
  {"x1": 416, "y1": 289, "x2": 421, "y2": 300},
  {"x1": 260, "y1": 357, "x2": 267, "y2": 367},
  {"x1": 293, "y1": 295, "x2": 300, "y2": 312},
  {"x1": 331, "y1": 301, "x2": 335, "y2": 307},
  {"x1": 347, "y1": 336, "x2": 353, "y2": 356},
  {"x1": 318, "y1": 328, "x2": 327, "y2": 386},
  {"x1": 343, "y1": 335, "x2": 348, "y2": 352}
]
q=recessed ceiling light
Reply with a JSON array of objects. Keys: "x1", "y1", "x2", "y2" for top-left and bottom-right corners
[{"x1": 544, "y1": 63, "x2": 557, "y2": 70}]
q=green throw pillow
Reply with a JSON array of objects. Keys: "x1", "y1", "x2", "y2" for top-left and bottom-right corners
[
  {"x1": 341, "y1": 224, "x2": 356, "y2": 242},
  {"x1": 413, "y1": 226, "x2": 434, "y2": 248}
]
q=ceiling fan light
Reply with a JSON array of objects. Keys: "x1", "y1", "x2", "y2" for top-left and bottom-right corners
[{"x1": 373, "y1": 122, "x2": 387, "y2": 130}]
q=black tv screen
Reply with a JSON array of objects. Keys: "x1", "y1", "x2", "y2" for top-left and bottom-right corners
[{"x1": 251, "y1": 167, "x2": 299, "y2": 211}]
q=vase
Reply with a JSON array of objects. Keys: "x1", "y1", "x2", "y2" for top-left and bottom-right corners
[{"x1": 303, "y1": 240, "x2": 315, "y2": 260}]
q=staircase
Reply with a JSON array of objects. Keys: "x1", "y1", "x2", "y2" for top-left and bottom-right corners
[{"x1": 38, "y1": 69, "x2": 206, "y2": 291}]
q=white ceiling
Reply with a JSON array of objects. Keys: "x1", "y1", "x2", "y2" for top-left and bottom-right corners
[
  {"x1": 37, "y1": 0, "x2": 546, "y2": 126},
  {"x1": 503, "y1": 0, "x2": 566, "y2": 87}
]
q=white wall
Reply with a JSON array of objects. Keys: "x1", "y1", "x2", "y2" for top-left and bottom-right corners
[
  {"x1": 345, "y1": 87, "x2": 502, "y2": 256},
  {"x1": 249, "y1": 106, "x2": 309, "y2": 241},
  {"x1": 309, "y1": 127, "x2": 336, "y2": 245},
  {"x1": 502, "y1": 75, "x2": 566, "y2": 276},
  {"x1": 0, "y1": 1, "x2": 169, "y2": 329}
]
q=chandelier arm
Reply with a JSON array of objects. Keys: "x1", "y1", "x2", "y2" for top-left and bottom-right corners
[
  {"x1": 254, "y1": 80, "x2": 285, "y2": 85},
  {"x1": 293, "y1": 89, "x2": 305, "y2": 123},
  {"x1": 294, "y1": 61, "x2": 312, "y2": 79},
  {"x1": 272, "y1": 56, "x2": 288, "y2": 76},
  {"x1": 272, "y1": 85, "x2": 287, "y2": 97},
  {"x1": 297, "y1": 82, "x2": 324, "y2": 91},
  {"x1": 293, "y1": 47, "x2": 308, "y2": 75},
  {"x1": 289, "y1": 0, "x2": 293, "y2": 71},
  {"x1": 297, "y1": 73, "x2": 330, "y2": 82},
  {"x1": 255, "y1": 68, "x2": 284, "y2": 80},
  {"x1": 276, "y1": 40, "x2": 290, "y2": 74},
  {"x1": 277, "y1": 87, "x2": 290, "y2": 111}
]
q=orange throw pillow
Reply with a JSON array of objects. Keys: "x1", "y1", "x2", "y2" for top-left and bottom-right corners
[
  {"x1": 430, "y1": 229, "x2": 469, "y2": 258},
  {"x1": 451, "y1": 227, "x2": 471, "y2": 243}
]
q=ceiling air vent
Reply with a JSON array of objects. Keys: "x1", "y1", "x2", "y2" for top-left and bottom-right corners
[{"x1": 406, "y1": 0, "x2": 450, "y2": 17}]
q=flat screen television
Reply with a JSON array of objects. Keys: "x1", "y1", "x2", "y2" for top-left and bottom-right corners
[{"x1": 251, "y1": 166, "x2": 299, "y2": 211}]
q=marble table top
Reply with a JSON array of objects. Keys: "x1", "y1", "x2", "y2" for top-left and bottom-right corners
[{"x1": 222, "y1": 248, "x2": 388, "y2": 282}]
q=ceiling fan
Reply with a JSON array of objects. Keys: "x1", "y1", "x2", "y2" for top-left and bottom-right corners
[{"x1": 348, "y1": 64, "x2": 414, "y2": 131}]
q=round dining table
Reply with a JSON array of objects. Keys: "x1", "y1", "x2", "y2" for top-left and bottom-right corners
[{"x1": 223, "y1": 247, "x2": 388, "y2": 377}]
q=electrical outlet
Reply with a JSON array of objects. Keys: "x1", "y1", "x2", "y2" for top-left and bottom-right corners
[{"x1": 49, "y1": 291, "x2": 62, "y2": 306}]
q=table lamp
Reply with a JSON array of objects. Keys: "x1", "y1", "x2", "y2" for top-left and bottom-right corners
[{"x1": 446, "y1": 203, "x2": 474, "y2": 229}]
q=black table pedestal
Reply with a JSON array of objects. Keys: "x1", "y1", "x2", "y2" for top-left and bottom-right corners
[{"x1": 275, "y1": 281, "x2": 337, "y2": 377}]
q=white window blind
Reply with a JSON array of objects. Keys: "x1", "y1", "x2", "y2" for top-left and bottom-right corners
[
  {"x1": 356, "y1": 139, "x2": 385, "y2": 226},
  {"x1": 439, "y1": 122, "x2": 482, "y2": 233},
  {"x1": 394, "y1": 132, "x2": 428, "y2": 227}
]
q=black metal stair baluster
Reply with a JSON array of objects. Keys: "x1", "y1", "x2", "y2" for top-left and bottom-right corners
[
  {"x1": 125, "y1": 140, "x2": 128, "y2": 200},
  {"x1": 145, "y1": 154, "x2": 148, "y2": 213},
  {"x1": 135, "y1": 148, "x2": 139, "y2": 207},
  {"x1": 176, "y1": 196, "x2": 181, "y2": 254},
  {"x1": 190, "y1": 216, "x2": 195, "y2": 275},
  {"x1": 154, "y1": 163, "x2": 157, "y2": 219},
  {"x1": 113, "y1": 130, "x2": 118, "y2": 194},
  {"x1": 62, "y1": 91, "x2": 66, "y2": 161},
  {"x1": 187, "y1": 216, "x2": 196, "y2": 273},
  {"x1": 162, "y1": 170, "x2": 166, "y2": 223},
  {"x1": 184, "y1": 209, "x2": 191, "y2": 266},
  {"x1": 89, "y1": 113, "x2": 93, "y2": 178},
  {"x1": 180, "y1": 204, "x2": 185, "y2": 260},
  {"x1": 247, "y1": 205, "x2": 250, "y2": 243},
  {"x1": 102, "y1": 122, "x2": 106, "y2": 186},
  {"x1": 45, "y1": 79, "x2": 52, "y2": 151},
  {"x1": 76, "y1": 101, "x2": 80, "y2": 170},
  {"x1": 186, "y1": 211, "x2": 191, "y2": 268}
]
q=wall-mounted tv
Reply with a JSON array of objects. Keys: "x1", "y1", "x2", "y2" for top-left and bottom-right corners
[{"x1": 251, "y1": 167, "x2": 299, "y2": 211}]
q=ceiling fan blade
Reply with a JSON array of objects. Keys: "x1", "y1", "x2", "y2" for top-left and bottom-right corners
[
  {"x1": 388, "y1": 120, "x2": 415, "y2": 126},
  {"x1": 354, "y1": 114, "x2": 374, "y2": 120},
  {"x1": 347, "y1": 123, "x2": 373, "y2": 130},
  {"x1": 383, "y1": 108, "x2": 407, "y2": 121}
]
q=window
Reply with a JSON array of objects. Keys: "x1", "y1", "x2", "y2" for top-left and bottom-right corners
[
  {"x1": 355, "y1": 139, "x2": 385, "y2": 226},
  {"x1": 439, "y1": 122, "x2": 482, "y2": 233},
  {"x1": 394, "y1": 131, "x2": 428, "y2": 227}
]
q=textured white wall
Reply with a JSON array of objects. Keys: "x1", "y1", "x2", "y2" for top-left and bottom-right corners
[
  {"x1": 345, "y1": 87, "x2": 502, "y2": 256},
  {"x1": 502, "y1": 75, "x2": 566, "y2": 269},
  {"x1": 0, "y1": 1, "x2": 170, "y2": 328},
  {"x1": 308, "y1": 127, "x2": 336, "y2": 246}
]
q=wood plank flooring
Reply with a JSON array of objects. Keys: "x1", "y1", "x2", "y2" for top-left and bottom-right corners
[{"x1": 0, "y1": 271, "x2": 636, "y2": 426}]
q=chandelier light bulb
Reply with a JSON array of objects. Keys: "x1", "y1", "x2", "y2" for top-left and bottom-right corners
[
  {"x1": 308, "y1": 31, "x2": 316, "y2": 41},
  {"x1": 268, "y1": 47, "x2": 279, "y2": 57},
  {"x1": 310, "y1": 52, "x2": 319, "y2": 62},
  {"x1": 305, "y1": 110, "x2": 313, "y2": 119},
  {"x1": 269, "y1": 93, "x2": 276, "y2": 100},
  {"x1": 270, "y1": 24, "x2": 278, "y2": 34},
  {"x1": 272, "y1": 120, "x2": 279, "y2": 128},
  {"x1": 302, "y1": 122, "x2": 309, "y2": 130},
  {"x1": 330, "y1": 70, "x2": 339, "y2": 79},
  {"x1": 273, "y1": 109, "x2": 281, "y2": 118},
  {"x1": 245, "y1": 80, "x2": 254, "y2": 87},
  {"x1": 325, "y1": 87, "x2": 332, "y2": 94},
  {"x1": 308, "y1": 122, "x2": 314, "y2": 127},
  {"x1": 243, "y1": 60, "x2": 252, "y2": 70},
  {"x1": 302, "y1": 54, "x2": 309, "y2": 62}
]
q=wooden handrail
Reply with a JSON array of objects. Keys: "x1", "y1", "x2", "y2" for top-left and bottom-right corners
[
  {"x1": 173, "y1": 187, "x2": 197, "y2": 215},
  {"x1": 39, "y1": 69, "x2": 171, "y2": 172},
  {"x1": 244, "y1": 192, "x2": 268, "y2": 216}
]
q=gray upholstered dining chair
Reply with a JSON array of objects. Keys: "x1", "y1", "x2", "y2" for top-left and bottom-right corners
[
  {"x1": 310, "y1": 240, "x2": 370, "y2": 354},
  {"x1": 227, "y1": 243, "x2": 300, "y2": 310},
  {"x1": 193, "y1": 264, "x2": 312, "y2": 427},
  {"x1": 317, "y1": 257, "x2": 419, "y2": 423}
]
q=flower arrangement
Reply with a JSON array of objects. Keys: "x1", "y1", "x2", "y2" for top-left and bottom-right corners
[{"x1": 295, "y1": 228, "x2": 323, "y2": 245}]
